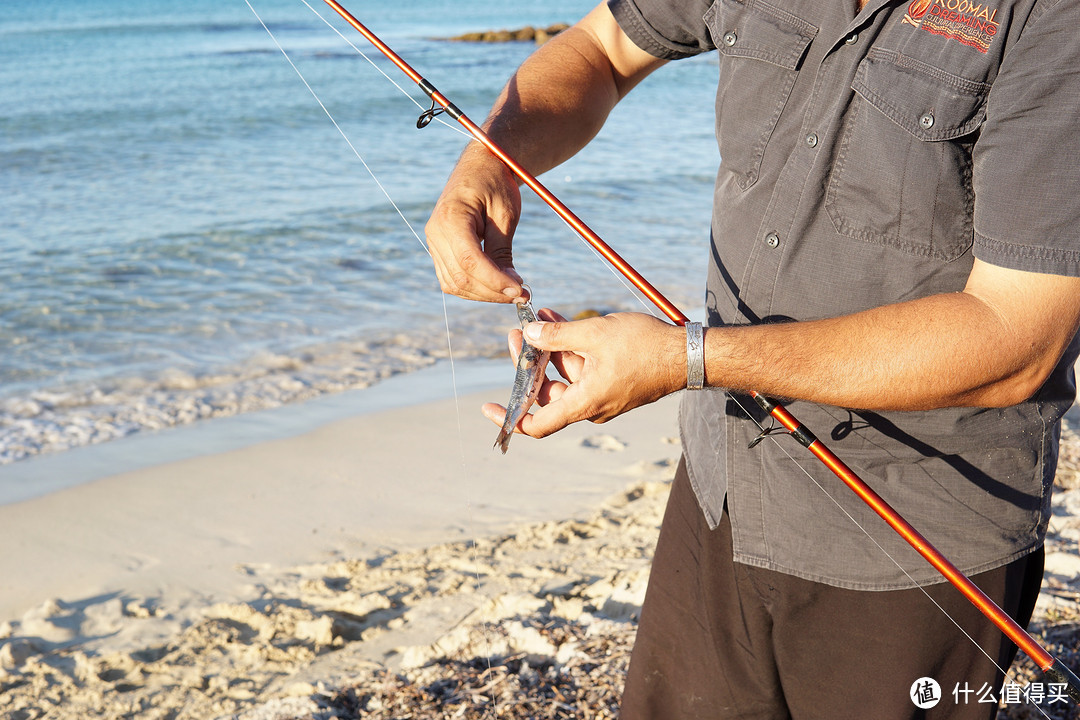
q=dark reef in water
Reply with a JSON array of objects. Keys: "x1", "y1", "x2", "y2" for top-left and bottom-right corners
[{"x1": 441, "y1": 24, "x2": 570, "y2": 44}]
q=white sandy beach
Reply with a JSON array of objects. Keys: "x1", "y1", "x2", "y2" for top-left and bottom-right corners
[
  {"x1": 0, "y1": 363, "x2": 1078, "y2": 719},
  {"x1": 0, "y1": 362, "x2": 683, "y2": 718}
]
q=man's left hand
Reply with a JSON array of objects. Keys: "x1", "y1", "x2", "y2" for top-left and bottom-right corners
[{"x1": 482, "y1": 310, "x2": 686, "y2": 439}]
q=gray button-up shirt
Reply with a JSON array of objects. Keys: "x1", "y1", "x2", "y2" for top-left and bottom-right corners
[{"x1": 610, "y1": 0, "x2": 1080, "y2": 589}]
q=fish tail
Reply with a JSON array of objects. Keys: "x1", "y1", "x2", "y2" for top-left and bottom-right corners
[{"x1": 494, "y1": 429, "x2": 512, "y2": 454}]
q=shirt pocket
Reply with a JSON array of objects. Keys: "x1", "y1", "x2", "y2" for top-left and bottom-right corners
[
  {"x1": 825, "y1": 48, "x2": 990, "y2": 261},
  {"x1": 707, "y1": 0, "x2": 816, "y2": 191}
]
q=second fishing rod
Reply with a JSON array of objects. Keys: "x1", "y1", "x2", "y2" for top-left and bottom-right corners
[{"x1": 319, "y1": 0, "x2": 1080, "y2": 700}]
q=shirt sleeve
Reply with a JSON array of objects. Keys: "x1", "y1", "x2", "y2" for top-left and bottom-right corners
[
  {"x1": 607, "y1": 0, "x2": 717, "y2": 59},
  {"x1": 972, "y1": 0, "x2": 1080, "y2": 276}
]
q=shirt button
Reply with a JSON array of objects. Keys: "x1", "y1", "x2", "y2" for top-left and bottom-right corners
[
  {"x1": 845, "y1": 32, "x2": 859, "y2": 44},
  {"x1": 919, "y1": 112, "x2": 935, "y2": 130},
  {"x1": 806, "y1": 132, "x2": 819, "y2": 148},
  {"x1": 764, "y1": 232, "x2": 780, "y2": 248},
  {"x1": 723, "y1": 31, "x2": 737, "y2": 46}
]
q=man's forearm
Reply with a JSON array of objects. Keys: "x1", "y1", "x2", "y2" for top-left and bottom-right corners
[{"x1": 702, "y1": 276, "x2": 1080, "y2": 411}]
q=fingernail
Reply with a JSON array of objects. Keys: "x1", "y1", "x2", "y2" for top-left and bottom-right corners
[
  {"x1": 524, "y1": 322, "x2": 544, "y2": 342},
  {"x1": 502, "y1": 286, "x2": 521, "y2": 299}
]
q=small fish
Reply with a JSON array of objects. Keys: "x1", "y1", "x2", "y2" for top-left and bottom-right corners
[{"x1": 494, "y1": 300, "x2": 550, "y2": 454}]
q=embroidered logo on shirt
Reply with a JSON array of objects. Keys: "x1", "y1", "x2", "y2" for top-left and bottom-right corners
[{"x1": 902, "y1": 0, "x2": 1000, "y2": 53}]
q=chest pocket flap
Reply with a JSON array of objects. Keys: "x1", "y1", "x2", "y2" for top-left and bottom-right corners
[
  {"x1": 708, "y1": 0, "x2": 816, "y2": 69},
  {"x1": 852, "y1": 48, "x2": 990, "y2": 141}
]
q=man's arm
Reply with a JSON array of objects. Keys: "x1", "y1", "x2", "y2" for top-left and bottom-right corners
[
  {"x1": 502, "y1": 259, "x2": 1080, "y2": 437},
  {"x1": 424, "y1": 2, "x2": 666, "y2": 303},
  {"x1": 700, "y1": 259, "x2": 1080, "y2": 410}
]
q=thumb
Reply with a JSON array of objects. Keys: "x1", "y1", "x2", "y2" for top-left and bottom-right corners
[
  {"x1": 523, "y1": 317, "x2": 590, "y2": 352},
  {"x1": 522, "y1": 321, "x2": 547, "y2": 345}
]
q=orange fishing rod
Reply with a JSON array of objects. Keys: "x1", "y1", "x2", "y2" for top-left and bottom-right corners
[{"x1": 320, "y1": 0, "x2": 1080, "y2": 701}]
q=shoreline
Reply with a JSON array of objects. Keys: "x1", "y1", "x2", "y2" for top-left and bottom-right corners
[
  {"x1": 0, "y1": 374, "x2": 682, "y2": 640},
  {"x1": 0, "y1": 359, "x2": 508, "y2": 507}
]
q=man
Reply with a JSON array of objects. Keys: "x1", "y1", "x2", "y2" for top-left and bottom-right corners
[{"x1": 425, "y1": 0, "x2": 1080, "y2": 717}]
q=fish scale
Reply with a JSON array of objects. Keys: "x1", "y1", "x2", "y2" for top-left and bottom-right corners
[{"x1": 494, "y1": 300, "x2": 550, "y2": 454}]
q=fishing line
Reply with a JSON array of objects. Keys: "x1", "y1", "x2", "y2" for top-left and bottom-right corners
[
  {"x1": 723, "y1": 392, "x2": 1054, "y2": 718},
  {"x1": 243, "y1": 0, "x2": 429, "y2": 256},
  {"x1": 552, "y1": 214, "x2": 664, "y2": 318},
  {"x1": 439, "y1": 297, "x2": 504, "y2": 708},
  {"x1": 246, "y1": 1, "x2": 501, "y2": 713},
  {"x1": 296, "y1": 0, "x2": 472, "y2": 141}
]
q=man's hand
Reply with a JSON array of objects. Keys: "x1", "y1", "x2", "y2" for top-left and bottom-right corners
[
  {"x1": 425, "y1": 150, "x2": 525, "y2": 303},
  {"x1": 482, "y1": 310, "x2": 686, "y2": 438}
]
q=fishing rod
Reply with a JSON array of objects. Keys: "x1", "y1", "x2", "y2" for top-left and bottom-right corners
[{"x1": 319, "y1": 0, "x2": 1080, "y2": 701}]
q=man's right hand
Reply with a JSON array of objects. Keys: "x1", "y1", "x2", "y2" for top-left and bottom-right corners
[
  {"x1": 424, "y1": 145, "x2": 526, "y2": 303},
  {"x1": 422, "y1": 2, "x2": 666, "y2": 304}
]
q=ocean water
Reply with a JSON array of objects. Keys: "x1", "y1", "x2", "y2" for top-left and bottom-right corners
[{"x1": 0, "y1": 0, "x2": 718, "y2": 464}]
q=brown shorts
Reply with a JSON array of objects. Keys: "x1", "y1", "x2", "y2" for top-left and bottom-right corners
[{"x1": 620, "y1": 458, "x2": 1044, "y2": 720}]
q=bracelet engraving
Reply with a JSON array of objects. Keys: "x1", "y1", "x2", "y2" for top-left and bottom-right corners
[{"x1": 686, "y1": 321, "x2": 704, "y2": 390}]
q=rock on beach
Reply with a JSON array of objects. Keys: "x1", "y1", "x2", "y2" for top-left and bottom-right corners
[{"x1": 444, "y1": 24, "x2": 570, "y2": 44}]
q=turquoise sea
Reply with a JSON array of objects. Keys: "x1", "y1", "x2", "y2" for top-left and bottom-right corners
[{"x1": 0, "y1": 0, "x2": 718, "y2": 464}]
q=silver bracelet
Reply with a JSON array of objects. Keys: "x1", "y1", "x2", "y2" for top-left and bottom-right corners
[{"x1": 686, "y1": 321, "x2": 705, "y2": 390}]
